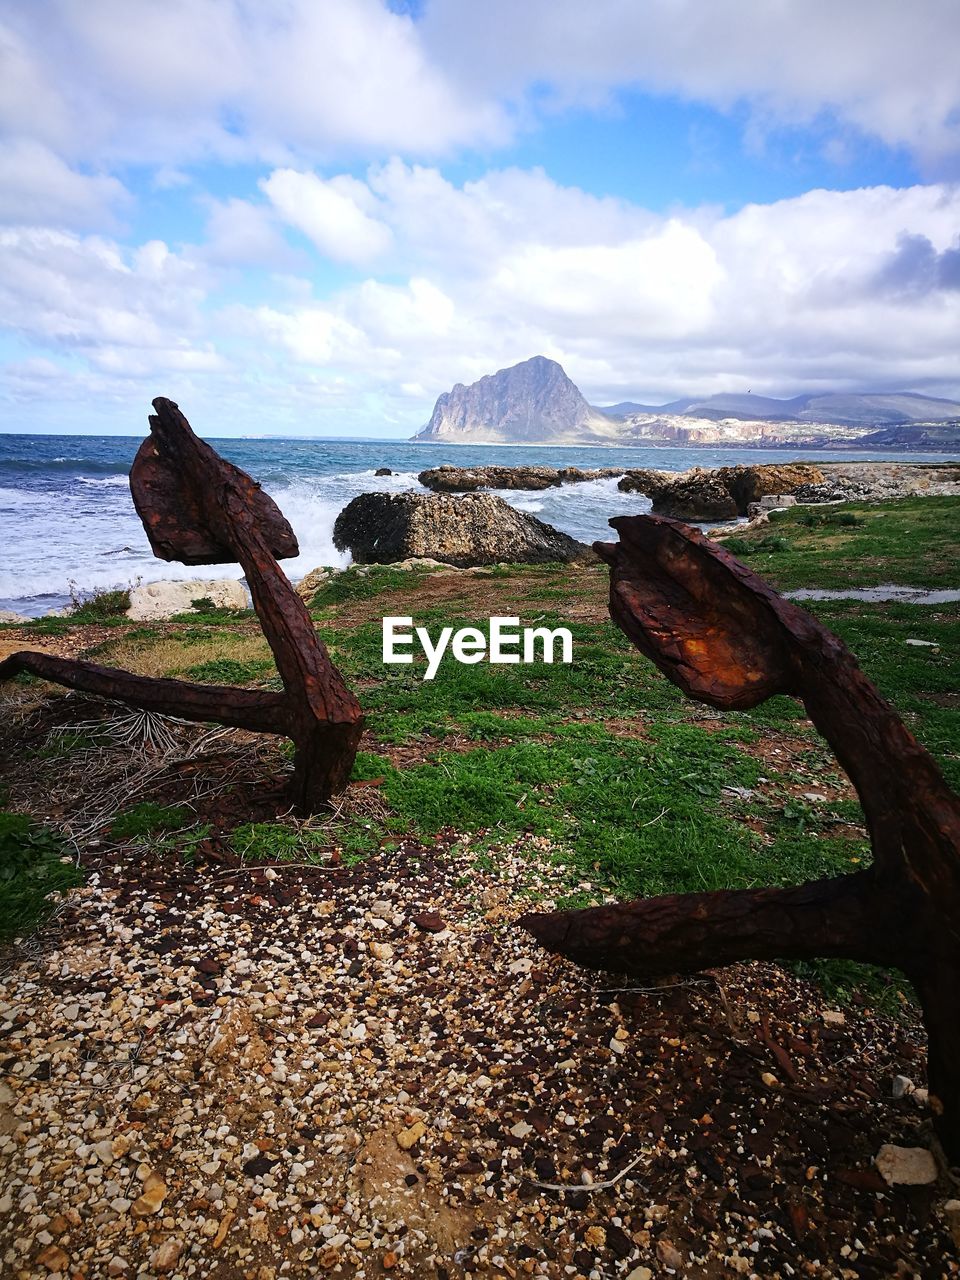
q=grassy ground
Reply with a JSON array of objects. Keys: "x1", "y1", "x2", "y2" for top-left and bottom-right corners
[
  {"x1": 1, "y1": 497, "x2": 958, "y2": 1010},
  {"x1": 720, "y1": 494, "x2": 960, "y2": 589}
]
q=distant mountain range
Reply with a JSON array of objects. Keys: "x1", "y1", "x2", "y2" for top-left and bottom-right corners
[{"x1": 411, "y1": 357, "x2": 960, "y2": 449}]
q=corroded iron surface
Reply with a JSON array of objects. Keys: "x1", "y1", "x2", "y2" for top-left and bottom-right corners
[
  {"x1": 523, "y1": 513, "x2": 960, "y2": 1158},
  {"x1": 1, "y1": 398, "x2": 362, "y2": 811}
]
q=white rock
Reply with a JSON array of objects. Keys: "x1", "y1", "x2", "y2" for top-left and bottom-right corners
[
  {"x1": 0, "y1": 610, "x2": 28, "y2": 623},
  {"x1": 126, "y1": 578, "x2": 249, "y2": 621},
  {"x1": 875, "y1": 1144, "x2": 938, "y2": 1185},
  {"x1": 891, "y1": 1074, "x2": 915, "y2": 1099},
  {"x1": 822, "y1": 1009, "x2": 846, "y2": 1026}
]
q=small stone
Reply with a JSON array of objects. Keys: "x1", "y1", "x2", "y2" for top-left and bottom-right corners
[
  {"x1": 397, "y1": 1120, "x2": 427, "y2": 1150},
  {"x1": 656, "y1": 1238, "x2": 685, "y2": 1270},
  {"x1": 509, "y1": 1121, "x2": 534, "y2": 1140},
  {"x1": 411, "y1": 911, "x2": 446, "y2": 933},
  {"x1": 822, "y1": 1009, "x2": 846, "y2": 1026},
  {"x1": 37, "y1": 1245, "x2": 70, "y2": 1273},
  {"x1": 583, "y1": 1225, "x2": 606, "y2": 1248},
  {"x1": 212, "y1": 1210, "x2": 235, "y2": 1248},
  {"x1": 626, "y1": 1269, "x2": 653, "y2": 1280},
  {"x1": 746, "y1": 1010, "x2": 760, "y2": 1023},
  {"x1": 106, "y1": 1258, "x2": 129, "y2": 1277},
  {"x1": 892, "y1": 1074, "x2": 915, "y2": 1099},
  {"x1": 382, "y1": 1252, "x2": 399, "y2": 1270},
  {"x1": 609, "y1": 1037, "x2": 625, "y2": 1055},
  {"x1": 370, "y1": 941, "x2": 394, "y2": 961},
  {"x1": 131, "y1": 1173, "x2": 167, "y2": 1217},
  {"x1": 943, "y1": 1200, "x2": 960, "y2": 1249},
  {"x1": 760, "y1": 1071, "x2": 778, "y2": 1087},
  {"x1": 875, "y1": 1144, "x2": 938, "y2": 1186},
  {"x1": 150, "y1": 1238, "x2": 182, "y2": 1274}
]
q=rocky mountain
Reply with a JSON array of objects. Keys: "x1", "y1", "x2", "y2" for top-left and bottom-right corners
[
  {"x1": 411, "y1": 356, "x2": 960, "y2": 448},
  {"x1": 602, "y1": 390, "x2": 960, "y2": 426},
  {"x1": 411, "y1": 356, "x2": 616, "y2": 444}
]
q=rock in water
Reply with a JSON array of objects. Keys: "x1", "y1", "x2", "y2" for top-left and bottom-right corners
[
  {"x1": 419, "y1": 464, "x2": 563, "y2": 492},
  {"x1": 418, "y1": 464, "x2": 623, "y2": 492},
  {"x1": 332, "y1": 492, "x2": 593, "y2": 567},
  {"x1": 618, "y1": 462, "x2": 826, "y2": 521},
  {"x1": 651, "y1": 472, "x2": 739, "y2": 522},
  {"x1": 126, "y1": 578, "x2": 249, "y2": 621},
  {"x1": 714, "y1": 463, "x2": 825, "y2": 511}
]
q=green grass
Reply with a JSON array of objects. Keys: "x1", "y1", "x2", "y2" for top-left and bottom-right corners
[
  {"x1": 308, "y1": 564, "x2": 435, "y2": 607},
  {"x1": 168, "y1": 607, "x2": 254, "y2": 625},
  {"x1": 718, "y1": 495, "x2": 960, "y2": 590},
  {"x1": 0, "y1": 812, "x2": 82, "y2": 943},
  {"x1": 68, "y1": 586, "x2": 132, "y2": 623},
  {"x1": 9, "y1": 496, "x2": 957, "y2": 1010},
  {"x1": 110, "y1": 802, "x2": 191, "y2": 840},
  {"x1": 184, "y1": 657, "x2": 274, "y2": 684}
]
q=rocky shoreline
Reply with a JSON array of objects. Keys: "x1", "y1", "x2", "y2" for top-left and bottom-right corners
[{"x1": 417, "y1": 461, "x2": 960, "y2": 523}]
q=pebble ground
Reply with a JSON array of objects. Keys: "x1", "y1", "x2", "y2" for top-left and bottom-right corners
[{"x1": 2, "y1": 836, "x2": 959, "y2": 1280}]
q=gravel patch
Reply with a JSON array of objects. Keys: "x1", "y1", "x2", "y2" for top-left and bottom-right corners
[{"x1": 2, "y1": 838, "x2": 958, "y2": 1279}]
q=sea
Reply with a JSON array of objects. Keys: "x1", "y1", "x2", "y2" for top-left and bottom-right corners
[{"x1": 1, "y1": 433, "x2": 957, "y2": 617}]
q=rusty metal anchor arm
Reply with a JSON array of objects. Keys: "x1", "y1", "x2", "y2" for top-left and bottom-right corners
[
  {"x1": 0, "y1": 651, "x2": 289, "y2": 735},
  {"x1": 521, "y1": 513, "x2": 960, "y2": 1156}
]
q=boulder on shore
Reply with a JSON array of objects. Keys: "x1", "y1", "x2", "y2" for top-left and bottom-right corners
[
  {"x1": 651, "y1": 472, "x2": 739, "y2": 522},
  {"x1": 418, "y1": 464, "x2": 622, "y2": 493},
  {"x1": 617, "y1": 468, "x2": 673, "y2": 496},
  {"x1": 618, "y1": 462, "x2": 826, "y2": 521},
  {"x1": 713, "y1": 463, "x2": 825, "y2": 511},
  {"x1": 126, "y1": 578, "x2": 249, "y2": 621},
  {"x1": 333, "y1": 492, "x2": 594, "y2": 568}
]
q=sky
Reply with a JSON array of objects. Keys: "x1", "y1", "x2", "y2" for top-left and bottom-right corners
[{"x1": 1, "y1": 0, "x2": 959, "y2": 438}]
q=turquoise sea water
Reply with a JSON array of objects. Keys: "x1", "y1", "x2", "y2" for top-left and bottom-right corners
[{"x1": 1, "y1": 433, "x2": 956, "y2": 616}]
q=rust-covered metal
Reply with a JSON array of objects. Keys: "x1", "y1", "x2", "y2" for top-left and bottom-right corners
[
  {"x1": 522, "y1": 513, "x2": 960, "y2": 1159},
  {"x1": 0, "y1": 398, "x2": 363, "y2": 811}
]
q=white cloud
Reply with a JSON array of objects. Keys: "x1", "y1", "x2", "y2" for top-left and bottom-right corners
[
  {"x1": 0, "y1": 227, "x2": 216, "y2": 366},
  {"x1": 261, "y1": 170, "x2": 392, "y2": 264},
  {"x1": 491, "y1": 222, "x2": 723, "y2": 337},
  {"x1": 200, "y1": 197, "x2": 298, "y2": 268},
  {"x1": 0, "y1": 138, "x2": 129, "y2": 228},
  {"x1": 421, "y1": 0, "x2": 960, "y2": 165},
  {"x1": 0, "y1": 0, "x2": 507, "y2": 166},
  {"x1": 3, "y1": 162, "x2": 960, "y2": 431}
]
